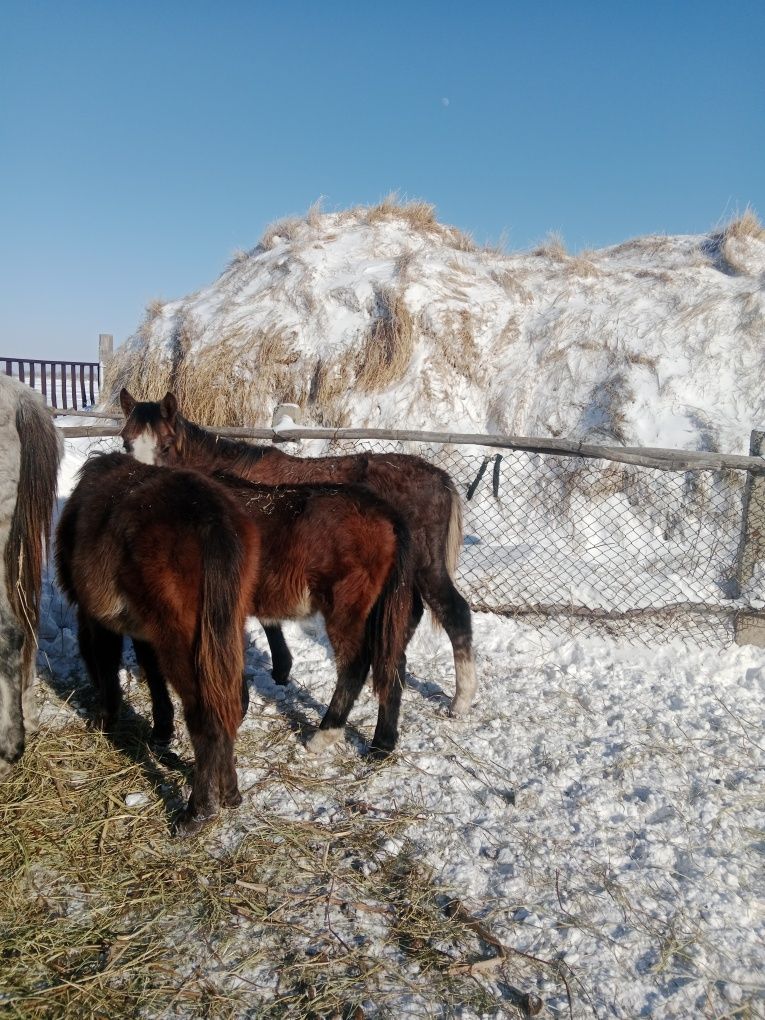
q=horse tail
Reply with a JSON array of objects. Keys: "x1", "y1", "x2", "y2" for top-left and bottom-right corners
[
  {"x1": 367, "y1": 515, "x2": 414, "y2": 703},
  {"x1": 5, "y1": 388, "x2": 62, "y2": 681},
  {"x1": 445, "y1": 478, "x2": 464, "y2": 580},
  {"x1": 195, "y1": 509, "x2": 254, "y2": 739}
]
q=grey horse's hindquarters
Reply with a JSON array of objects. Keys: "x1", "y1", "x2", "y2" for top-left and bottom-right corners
[
  {"x1": 0, "y1": 378, "x2": 24, "y2": 774},
  {"x1": 0, "y1": 375, "x2": 62, "y2": 773},
  {"x1": 0, "y1": 618, "x2": 25, "y2": 772}
]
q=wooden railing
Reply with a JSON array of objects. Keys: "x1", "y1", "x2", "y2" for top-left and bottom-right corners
[{"x1": 2, "y1": 357, "x2": 101, "y2": 410}]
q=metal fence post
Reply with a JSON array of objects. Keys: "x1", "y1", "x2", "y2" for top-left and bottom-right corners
[{"x1": 735, "y1": 429, "x2": 765, "y2": 647}]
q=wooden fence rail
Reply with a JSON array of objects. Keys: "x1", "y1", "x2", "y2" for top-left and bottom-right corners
[
  {"x1": 55, "y1": 420, "x2": 765, "y2": 474},
  {"x1": 2, "y1": 357, "x2": 101, "y2": 410}
]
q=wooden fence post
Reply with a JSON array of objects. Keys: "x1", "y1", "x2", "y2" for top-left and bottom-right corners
[
  {"x1": 98, "y1": 333, "x2": 113, "y2": 390},
  {"x1": 735, "y1": 429, "x2": 765, "y2": 647}
]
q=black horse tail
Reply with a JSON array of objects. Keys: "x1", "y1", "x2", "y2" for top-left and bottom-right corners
[{"x1": 367, "y1": 515, "x2": 414, "y2": 703}]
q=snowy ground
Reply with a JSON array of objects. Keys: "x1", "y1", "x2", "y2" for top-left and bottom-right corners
[{"x1": 27, "y1": 439, "x2": 765, "y2": 1017}]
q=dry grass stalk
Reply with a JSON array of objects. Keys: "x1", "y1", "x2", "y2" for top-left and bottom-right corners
[
  {"x1": 364, "y1": 192, "x2": 438, "y2": 232},
  {"x1": 563, "y1": 250, "x2": 601, "y2": 278},
  {"x1": 258, "y1": 215, "x2": 304, "y2": 251},
  {"x1": 432, "y1": 309, "x2": 484, "y2": 386},
  {"x1": 395, "y1": 248, "x2": 417, "y2": 280},
  {"x1": 102, "y1": 341, "x2": 173, "y2": 414},
  {"x1": 532, "y1": 231, "x2": 568, "y2": 260},
  {"x1": 305, "y1": 197, "x2": 325, "y2": 230},
  {"x1": 719, "y1": 208, "x2": 765, "y2": 275},
  {"x1": 173, "y1": 324, "x2": 308, "y2": 427},
  {"x1": 722, "y1": 207, "x2": 765, "y2": 242},
  {"x1": 490, "y1": 268, "x2": 534, "y2": 304},
  {"x1": 0, "y1": 680, "x2": 523, "y2": 1018},
  {"x1": 307, "y1": 357, "x2": 354, "y2": 427},
  {"x1": 226, "y1": 248, "x2": 251, "y2": 270},
  {"x1": 355, "y1": 285, "x2": 415, "y2": 393}
]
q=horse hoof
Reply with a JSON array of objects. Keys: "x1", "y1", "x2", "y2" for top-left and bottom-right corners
[
  {"x1": 272, "y1": 672, "x2": 291, "y2": 687},
  {"x1": 150, "y1": 729, "x2": 174, "y2": 750},
  {"x1": 222, "y1": 789, "x2": 243, "y2": 808},
  {"x1": 448, "y1": 696, "x2": 471, "y2": 718},
  {"x1": 174, "y1": 808, "x2": 215, "y2": 837},
  {"x1": 306, "y1": 727, "x2": 342, "y2": 754},
  {"x1": 368, "y1": 742, "x2": 394, "y2": 761}
]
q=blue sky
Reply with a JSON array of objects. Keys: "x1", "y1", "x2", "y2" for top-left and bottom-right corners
[{"x1": 1, "y1": 1, "x2": 763, "y2": 361}]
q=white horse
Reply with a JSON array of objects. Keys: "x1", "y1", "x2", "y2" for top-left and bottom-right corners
[{"x1": 0, "y1": 375, "x2": 61, "y2": 775}]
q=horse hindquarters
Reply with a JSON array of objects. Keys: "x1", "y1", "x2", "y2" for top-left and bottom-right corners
[
  {"x1": 309, "y1": 510, "x2": 415, "y2": 757},
  {"x1": 156, "y1": 515, "x2": 257, "y2": 834}
]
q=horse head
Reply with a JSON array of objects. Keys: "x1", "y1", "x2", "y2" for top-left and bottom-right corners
[{"x1": 120, "y1": 389, "x2": 181, "y2": 465}]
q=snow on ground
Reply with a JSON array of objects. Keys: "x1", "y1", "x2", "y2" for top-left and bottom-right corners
[{"x1": 34, "y1": 437, "x2": 765, "y2": 1017}]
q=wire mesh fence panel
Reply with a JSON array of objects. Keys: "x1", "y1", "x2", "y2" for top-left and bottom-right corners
[
  {"x1": 314, "y1": 434, "x2": 760, "y2": 647},
  {"x1": 61, "y1": 426, "x2": 763, "y2": 648}
]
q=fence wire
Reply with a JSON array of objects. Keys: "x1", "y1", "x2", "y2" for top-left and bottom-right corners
[
  {"x1": 69, "y1": 429, "x2": 764, "y2": 649},
  {"x1": 315, "y1": 435, "x2": 762, "y2": 648}
]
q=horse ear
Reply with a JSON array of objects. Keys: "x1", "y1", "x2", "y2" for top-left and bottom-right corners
[
  {"x1": 160, "y1": 392, "x2": 178, "y2": 422},
  {"x1": 120, "y1": 389, "x2": 136, "y2": 416}
]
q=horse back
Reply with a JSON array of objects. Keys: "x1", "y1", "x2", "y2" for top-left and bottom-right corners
[
  {"x1": 216, "y1": 476, "x2": 406, "y2": 623},
  {"x1": 58, "y1": 455, "x2": 259, "y2": 643},
  {"x1": 249, "y1": 449, "x2": 456, "y2": 567}
]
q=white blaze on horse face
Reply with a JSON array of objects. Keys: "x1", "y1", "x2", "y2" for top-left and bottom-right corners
[{"x1": 131, "y1": 431, "x2": 159, "y2": 465}]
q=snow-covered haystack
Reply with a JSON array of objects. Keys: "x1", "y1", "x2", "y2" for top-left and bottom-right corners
[{"x1": 105, "y1": 200, "x2": 765, "y2": 452}]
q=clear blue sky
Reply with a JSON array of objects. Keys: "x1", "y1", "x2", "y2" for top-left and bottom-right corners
[{"x1": 1, "y1": 1, "x2": 763, "y2": 361}]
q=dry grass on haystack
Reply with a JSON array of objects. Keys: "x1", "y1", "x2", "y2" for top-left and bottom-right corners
[
  {"x1": 355, "y1": 285, "x2": 415, "y2": 393},
  {"x1": 718, "y1": 207, "x2": 765, "y2": 275},
  {"x1": 171, "y1": 324, "x2": 309, "y2": 428},
  {"x1": 102, "y1": 304, "x2": 175, "y2": 412},
  {"x1": 101, "y1": 197, "x2": 499, "y2": 427}
]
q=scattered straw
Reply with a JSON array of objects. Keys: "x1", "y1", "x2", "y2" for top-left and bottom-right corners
[{"x1": 1, "y1": 675, "x2": 547, "y2": 1018}]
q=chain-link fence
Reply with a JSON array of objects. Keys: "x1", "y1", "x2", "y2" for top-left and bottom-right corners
[
  {"x1": 60, "y1": 420, "x2": 765, "y2": 649},
  {"x1": 313, "y1": 434, "x2": 765, "y2": 648}
]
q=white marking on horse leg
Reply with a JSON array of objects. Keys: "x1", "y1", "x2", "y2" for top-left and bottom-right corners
[
  {"x1": 131, "y1": 432, "x2": 159, "y2": 465},
  {"x1": 449, "y1": 651, "x2": 477, "y2": 717},
  {"x1": 306, "y1": 727, "x2": 343, "y2": 754}
]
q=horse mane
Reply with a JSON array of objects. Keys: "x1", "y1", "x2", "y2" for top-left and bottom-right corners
[
  {"x1": 4, "y1": 389, "x2": 62, "y2": 677},
  {"x1": 176, "y1": 416, "x2": 272, "y2": 474}
]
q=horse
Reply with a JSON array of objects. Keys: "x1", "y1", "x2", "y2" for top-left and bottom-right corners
[
  {"x1": 129, "y1": 465, "x2": 414, "y2": 758},
  {"x1": 0, "y1": 375, "x2": 61, "y2": 776},
  {"x1": 58, "y1": 455, "x2": 415, "y2": 829},
  {"x1": 119, "y1": 389, "x2": 476, "y2": 716},
  {"x1": 57, "y1": 453, "x2": 258, "y2": 833}
]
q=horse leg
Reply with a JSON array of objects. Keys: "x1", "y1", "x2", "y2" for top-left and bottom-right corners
[
  {"x1": 370, "y1": 653, "x2": 406, "y2": 758},
  {"x1": 262, "y1": 623, "x2": 293, "y2": 685},
  {"x1": 420, "y1": 572, "x2": 476, "y2": 716},
  {"x1": 178, "y1": 709, "x2": 227, "y2": 835},
  {"x1": 219, "y1": 732, "x2": 242, "y2": 809},
  {"x1": 132, "y1": 640, "x2": 175, "y2": 747},
  {"x1": 368, "y1": 589, "x2": 421, "y2": 757},
  {"x1": 77, "y1": 609, "x2": 123, "y2": 730},
  {"x1": 305, "y1": 649, "x2": 371, "y2": 754},
  {"x1": 240, "y1": 673, "x2": 250, "y2": 721},
  {"x1": 0, "y1": 618, "x2": 25, "y2": 773},
  {"x1": 153, "y1": 640, "x2": 236, "y2": 835}
]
